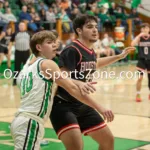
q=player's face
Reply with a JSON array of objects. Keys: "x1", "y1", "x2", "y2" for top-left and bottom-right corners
[
  {"x1": 56, "y1": 38, "x2": 60, "y2": 49},
  {"x1": 142, "y1": 26, "x2": 150, "y2": 34},
  {"x1": 40, "y1": 39, "x2": 57, "y2": 59},
  {"x1": 82, "y1": 21, "x2": 99, "y2": 43}
]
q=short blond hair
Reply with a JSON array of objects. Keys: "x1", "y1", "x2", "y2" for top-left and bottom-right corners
[{"x1": 30, "y1": 30, "x2": 56, "y2": 56}]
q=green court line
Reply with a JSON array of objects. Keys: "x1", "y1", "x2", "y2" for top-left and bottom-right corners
[{"x1": 0, "y1": 122, "x2": 150, "y2": 150}]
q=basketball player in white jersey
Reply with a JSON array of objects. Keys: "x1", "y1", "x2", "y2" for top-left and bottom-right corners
[{"x1": 11, "y1": 30, "x2": 114, "y2": 150}]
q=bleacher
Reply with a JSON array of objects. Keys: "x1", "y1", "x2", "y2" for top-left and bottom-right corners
[{"x1": 0, "y1": 0, "x2": 149, "y2": 74}]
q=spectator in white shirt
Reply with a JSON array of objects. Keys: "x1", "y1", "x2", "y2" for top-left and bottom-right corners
[
  {"x1": 46, "y1": 7, "x2": 56, "y2": 23},
  {"x1": 4, "y1": 8, "x2": 17, "y2": 22}
]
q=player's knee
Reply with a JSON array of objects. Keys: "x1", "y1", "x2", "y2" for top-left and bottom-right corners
[
  {"x1": 105, "y1": 133, "x2": 114, "y2": 145},
  {"x1": 98, "y1": 132, "x2": 114, "y2": 148},
  {"x1": 65, "y1": 142, "x2": 83, "y2": 150},
  {"x1": 108, "y1": 133, "x2": 114, "y2": 145}
]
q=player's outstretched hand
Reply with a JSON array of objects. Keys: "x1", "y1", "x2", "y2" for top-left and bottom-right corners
[
  {"x1": 77, "y1": 81, "x2": 97, "y2": 95},
  {"x1": 119, "y1": 46, "x2": 136, "y2": 59},
  {"x1": 98, "y1": 107, "x2": 114, "y2": 122}
]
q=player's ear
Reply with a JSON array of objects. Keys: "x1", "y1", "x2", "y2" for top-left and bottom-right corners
[
  {"x1": 76, "y1": 28, "x2": 82, "y2": 35},
  {"x1": 36, "y1": 44, "x2": 42, "y2": 52}
]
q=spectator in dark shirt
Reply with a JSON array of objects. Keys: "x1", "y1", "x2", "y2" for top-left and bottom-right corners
[
  {"x1": 129, "y1": 8, "x2": 142, "y2": 26},
  {"x1": 0, "y1": 26, "x2": 14, "y2": 69},
  {"x1": 19, "y1": 5, "x2": 38, "y2": 32}
]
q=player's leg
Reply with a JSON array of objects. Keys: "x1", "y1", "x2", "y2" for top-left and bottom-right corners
[
  {"x1": 0, "y1": 53, "x2": 4, "y2": 66},
  {"x1": 79, "y1": 106, "x2": 114, "y2": 150},
  {"x1": 136, "y1": 59, "x2": 145, "y2": 102},
  {"x1": 148, "y1": 73, "x2": 150, "y2": 100},
  {"x1": 0, "y1": 46, "x2": 5, "y2": 66},
  {"x1": 5, "y1": 47, "x2": 11, "y2": 69},
  {"x1": 136, "y1": 72, "x2": 144, "y2": 101},
  {"x1": 88, "y1": 127, "x2": 114, "y2": 150},
  {"x1": 11, "y1": 115, "x2": 44, "y2": 150},
  {"x1": 59, "y1": 129, "x2": 83, "y2": 150},
  {"x1": 50, "y1": 96, "x2": 83, "y2": 150},
  {"x1": 146, "y1": 60, "x2": 150, "y2": 100}
]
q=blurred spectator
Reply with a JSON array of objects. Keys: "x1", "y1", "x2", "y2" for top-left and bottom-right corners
[
  {"x1": 97, "y1": 0, "x2": 109, "y2": 9},
  {"x1": 93, "y1": 38, "x2": 103, "y2": 58},
  {"x1": 129, "y1": 8, "x2": 142, "y2": 26},
  {"x1": 39, "y1": 8, "x2": 46, "y2": 22},
  {"x1": 3, "y1": 0, "x2": 9, "y2": 10},
  {"x1": 0, "y1": 7, "x2": 17, "y2": 28},
  {"x1": 58, "y1": 8, "x2": 73, "y2": 33},
  {"x1": 39, "y1": 8, "x2": 51, "y2": 30},
  {"x1": 66, "y1": 32, "x2": 75, "y2": 45},
  {"x1": 98, "y1": 7, "x2": 113, "y2": 31},
  {"x1": 114, "y1": 6, "x2": 128, "y2": 32},
  {"x1": 86, "y1": 0, "x2": 97, "y2": 10},
  {"x1": 46, "y1": 7, "x2": 56, "y2": 23},
  {"x1": 21, "y1": 0, "x2": 35, "y2": 5},
  {"x1": 115, "y1": 7, "x2": 127, "y2": 20},
  {"x1": 71, "y1": 0, "x2": 80, "y2": 8},
  {"x1": 46, "y1": 7, "x2": 56, "y2": 30},
  {"x1": 37, "y1": 1, "x2": 48, "y2": 11},
  {"x1": 78, "y1": 0, "x2": 86, "y2": 13},
  {"x1": 53, "y1": 7, "x2": 59, "y2": 17},
  {"x1": 0, "y1": 1, "x2": 4, "y2": 13},
  {"x1": 108, "y1": 2, "x2": 116, "y2": 16},
  {"x1": 13, "y1": 22, "x2": 30, "y2": 85},
  {"x1": 43, "y1": 0, "x2": 55, "y2": 6},
  {"x1": 19, "y1": 6, "x2": 38, "y2": 32},
  {"x1": 70, "y1": 7, "x2": 80, "y2": 21},
  {"x1": 131, "y1": 0, "x2": 141, "y2": 8},
  {"x1": 101, "y1": 33, "x2": 115, "y2": 56},
  {"x1": 30, "y1": 7, "x2": 41, "y2": 27},
  {"x1": 4, "y1": 8, "x2": 17, "y2": 23},
  {"x1": 60, "y1": 0, "x2": 70, "y2": 10},
  {"x1": 52, "y1": 1, "x2": 61, "y2": 14},
  {"x1": 86, "y1": 6, "x2": 96, "y2": 16},
  {"x1": 0, "y1": 26, "x2": 14, "y2": 69}
]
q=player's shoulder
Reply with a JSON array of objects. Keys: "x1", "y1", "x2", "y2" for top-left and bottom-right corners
[
  {"x1": 41, "y1": 59, "x2": 58, "y2": 69},
  {"x1": 63, "y1": 42, "x2": 78, "y2": 51},
  {"x1": 62, "y1": 41, "x2": 81, "y2": 55}
]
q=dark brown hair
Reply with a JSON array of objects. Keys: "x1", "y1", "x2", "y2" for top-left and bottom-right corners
[{"x1": 73, "y1": 14, "x2": 98, "y2": 36}]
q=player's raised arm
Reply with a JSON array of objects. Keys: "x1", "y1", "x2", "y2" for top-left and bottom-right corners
[
  {"x1": 131, "y1": 32, "x2": 150, "y2": 47},
  {"x1": 96, "y1": 47, "x2": 136, "y2": 69}
]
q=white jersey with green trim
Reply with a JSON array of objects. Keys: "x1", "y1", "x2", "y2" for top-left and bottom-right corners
[
  {"x1": 18, "y1": 57, "x2": 56, "y2": 122},
  {"x1": 17, "y1": 54, "x2": 35, "y2": 86}
]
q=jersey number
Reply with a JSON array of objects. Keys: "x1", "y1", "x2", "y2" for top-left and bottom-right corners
[
  {"x1": 21, "y1": 72, "x2": 33, "y2": 96},
  {"x1": 144, "y1": 47, "x2": 148, "y2": 55}
]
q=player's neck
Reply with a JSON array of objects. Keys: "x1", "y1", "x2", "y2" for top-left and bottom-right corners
[
  {"x1": 38, "y1": 53, "x2": 46, "y2": 59},
  {"x1": 78, "y1": 38, "x2": 93, "y2": 49}
]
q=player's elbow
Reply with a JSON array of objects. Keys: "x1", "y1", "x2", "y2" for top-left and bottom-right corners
[{"x1": 70, "y1": 84, "x2": 79, "y2": 93}]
